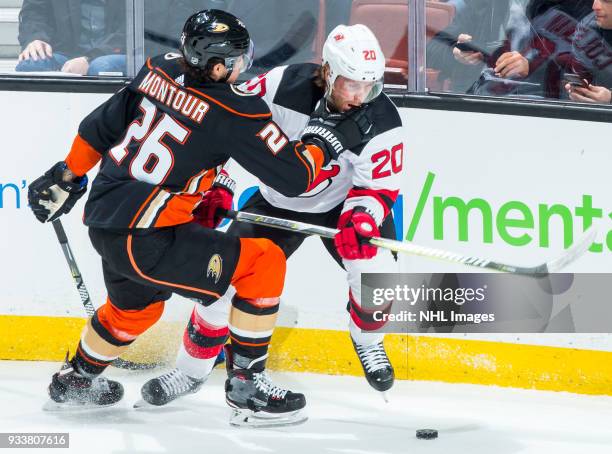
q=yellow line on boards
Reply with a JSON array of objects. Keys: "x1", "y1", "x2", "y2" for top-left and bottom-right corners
[{"x1": 1, "y1": 315, "x2": 611, "y2": 396}]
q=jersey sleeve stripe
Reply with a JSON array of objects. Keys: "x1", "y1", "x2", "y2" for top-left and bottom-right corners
[
  {"x1": 304, "y1": 144, "x2": 324, "y2": 178},
  {"x1": 136, "y1": 190, "x2": 172, "y2": 228},
  {"x1": 292, "y1": 144, "x2": 312, "y2": 190},
  {"x1": 153, "y1": 193, "x2": 202, "y2": 228},
  {"x1": 131, "y1": 174, "x2": 215, "y2": 230},
  {"x1": 194, "y1": 170, "x2": 215, "y2": 194},
  {"x1": 129, "y1": 187, "x2": 162, "y2": 229},
  {"x1": 182, "y1": 168, "x2": 215, "y2": 194},
  {"x1": 64, "y1": 134, "x2": 102, "y2": 177}
]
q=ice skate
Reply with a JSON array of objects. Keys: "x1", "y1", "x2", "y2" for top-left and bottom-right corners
[
  {"x1": 352, "y1": 339, "x2": 394, "y2": 399},
  {"x1": 135, "y1": 368, "x2": 205, "y2": 408},
  {"x1": 43, "y1": 354, "x2": 124, "y2": 411},
  {"x1": 224, "y1": 345, "x2": 307, "y2": 428}
]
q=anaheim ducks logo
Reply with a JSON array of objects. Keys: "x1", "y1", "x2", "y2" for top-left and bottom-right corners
[
  {"x1": 207, "y1": 254, "x2": 223, "y2": 284},
  {"x1": 209, "y1": 22, "x2": 229, "y2": 33}
]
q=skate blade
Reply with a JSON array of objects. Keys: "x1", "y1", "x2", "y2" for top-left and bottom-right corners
[
  {"x1": 133, "y1": 399, "x2": 156, "y2": 409},
  {"x1": 380, "y1": 391, "x2": 390, "y2": 403},
  {"x1": 229, "y1": 408, "x2": 308, "y2": 428},
  {"x1": 42, "y1": 399, "x2": 118, "y2": 412}
]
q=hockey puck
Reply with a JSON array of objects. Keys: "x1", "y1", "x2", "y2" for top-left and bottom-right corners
[{"x1": 416, "y1": 429, "x2": 438, "y2": 440}]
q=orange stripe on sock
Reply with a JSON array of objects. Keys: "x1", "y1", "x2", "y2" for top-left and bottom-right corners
[
  {"x1": 77, "y1": 344, "x2": 110, "y2": 367},
  {"x1": 229, "y1": 335, "x2": 270, "y2": 347}
]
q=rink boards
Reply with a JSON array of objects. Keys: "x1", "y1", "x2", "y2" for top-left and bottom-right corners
[{"x1": 1, "y1": 90, "x2": 611, "y2": 395}]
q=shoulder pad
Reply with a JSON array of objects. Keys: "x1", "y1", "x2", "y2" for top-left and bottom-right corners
[
  {"x1": 148, "y1": 54, "x2": 184, "y2": 79},
  {"x1": 190, "y1": 83, "x2": 273, "y2": 118},
  {"x1": 367, "y1": 94, "x2": 402, "y2": 135},
  {"x1": 130, "y1": 55, "x2": 185, "y2": 90},
  {"x1": 274, "y1": 63, "x2": 325, "y2": 115}
]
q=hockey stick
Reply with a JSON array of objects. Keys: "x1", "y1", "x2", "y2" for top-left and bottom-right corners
[
  {"x1": 51, "y1": 219, "x2": 158, "y2": 370},
  {"x1": 223, "y1": 210, "x2": 596, "y2": 276},
  {"x1": 52, "y1": 219, "x2": 95, "y2": 318}
]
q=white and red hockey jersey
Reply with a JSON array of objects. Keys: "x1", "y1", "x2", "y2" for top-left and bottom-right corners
[{"x1": 239, "y1": 63, "x2": 404, "y2": 225}]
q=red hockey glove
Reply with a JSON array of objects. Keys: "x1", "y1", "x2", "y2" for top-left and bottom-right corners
[
  {"x1": 193, "y1": 171, "x2": 235, "y2": 229},
  {"x1": 334, "y1": 208, "x2": 380, "y2": 260}
]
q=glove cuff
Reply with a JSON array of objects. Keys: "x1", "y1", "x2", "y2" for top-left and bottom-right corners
[
  {"x1": 302, "y1": 124, "x2": 345, "y2": 161},
  {"x1": 212, "y1": 170, "x2": 236, "y2": 195},
  {"x1": 51, "y1": 162, "x2": 88, "y2": 193}
]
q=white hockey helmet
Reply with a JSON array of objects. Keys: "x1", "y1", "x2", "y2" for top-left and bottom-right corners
[{"x1": 322, "y1": 24, "x2": 385, "y2": 104}]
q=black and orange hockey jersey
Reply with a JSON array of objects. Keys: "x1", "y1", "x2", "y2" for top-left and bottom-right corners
[{"x1": 64, "y1": 53, "x2": 323, "y2": 229}]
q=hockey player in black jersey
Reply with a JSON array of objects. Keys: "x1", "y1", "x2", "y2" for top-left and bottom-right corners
[
  {"x1": 27, "y1": 10, "x2": 372, "y2": 424},
  {"x1": 143, "y1": 24, "x2": 403, "y2": 410}
]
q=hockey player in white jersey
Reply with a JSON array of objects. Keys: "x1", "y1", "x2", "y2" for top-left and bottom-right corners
[{"x1": 141, "y1": 24, "x2": 403, "y2": 421}]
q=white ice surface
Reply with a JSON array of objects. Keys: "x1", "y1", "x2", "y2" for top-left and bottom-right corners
[{"x1": 0, "y1": 360, "x2": 611, "y2": 454}]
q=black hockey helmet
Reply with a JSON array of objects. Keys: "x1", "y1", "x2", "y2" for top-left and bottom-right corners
[{"x1": 180, "y1": 9, "x2": 253, "y2": 74}]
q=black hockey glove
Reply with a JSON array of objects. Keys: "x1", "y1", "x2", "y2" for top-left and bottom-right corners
[
  {"x1": 28, "y1": 161, "x2": 88, "y2": 223},
  {"x1": 301, "y1": 100, "x2": 375, "y2": 165}
]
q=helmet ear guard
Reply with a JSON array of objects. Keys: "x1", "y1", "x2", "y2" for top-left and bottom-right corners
[{"x1": 322, "y1": 24, "x2": 385, "y2": 104}]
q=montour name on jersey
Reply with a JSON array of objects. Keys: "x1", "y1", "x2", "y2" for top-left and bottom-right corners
[{"x1": 138, "y1": 71, "x2": 209, "y2": 124}]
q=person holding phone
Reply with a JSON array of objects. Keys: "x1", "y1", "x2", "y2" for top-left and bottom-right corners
[
  {"x1": 564, "y1": 1, "x2": 612, "y2": 103},
  {"x1": 513, "y1": 0, "x2": 593, "y2": 99},
  {"x1": 453, "y1": 33, "x2": 529, "y2": 79},
  {"x1": 427, "y1": 0, "x2": 529, "y2": 92}
]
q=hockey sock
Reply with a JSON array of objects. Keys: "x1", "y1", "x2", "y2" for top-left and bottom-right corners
[
  {"x1": 177, "y1": 302, "x2": 230, "y2": 379},
  {"x1": 74, "y1": 298, "x2": 165, "y2": 377},
  {"x1": 228, "y1": 295, "x2": 279, "y2": 372},
  {"x1": 348, "y1": 290, "x2": 388, "y2": 346},
  {"x1": 75, "y1": 318, "x2": 132, "y2": 377}
]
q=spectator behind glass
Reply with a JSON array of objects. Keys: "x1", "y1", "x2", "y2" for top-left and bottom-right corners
[
  {"x1": 517, "y1": 0, "x2": 593, "y2": 98},
  {"x1": 16, "y1": 0, "x2": 126, "y2": 76},
  {"x1": 446, "y1": 0, "x2": 466, "y2": 16},
  {"x1": 565, "y1": 0, "x2": 612, "y2": 103},
  {"x1": 427, "y1": 0, "x2": 530, "y2": 93}
]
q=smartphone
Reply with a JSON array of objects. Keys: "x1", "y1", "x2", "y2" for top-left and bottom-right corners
[
  {"x1": 563, "y1": 73, "x2": 588, "y2": 88},
  {"x1": 455, "y1": 40, "x2": 498, "y2": 60},
  {"x1": 456, "y1": 41, "x2": 483, "y2": 54}
]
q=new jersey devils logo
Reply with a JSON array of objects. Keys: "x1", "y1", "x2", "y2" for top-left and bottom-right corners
[{"x1": 301, "y1": 164, "x2": 341, "y2": 197}]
